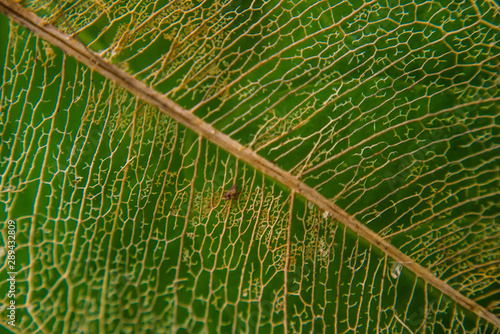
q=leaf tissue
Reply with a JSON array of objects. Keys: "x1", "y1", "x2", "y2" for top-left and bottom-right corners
[{"x1": 0, "y1": 0, "x2": 499, "y2": 333}]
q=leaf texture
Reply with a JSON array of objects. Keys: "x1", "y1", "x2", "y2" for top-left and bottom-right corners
[{"x1": 0, "y1": 0, "x2": 499, "y2": 333}]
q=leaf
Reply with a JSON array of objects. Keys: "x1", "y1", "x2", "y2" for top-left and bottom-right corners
[{"x1": 0, "y1": 0, "x2": 499, "y2": 333}]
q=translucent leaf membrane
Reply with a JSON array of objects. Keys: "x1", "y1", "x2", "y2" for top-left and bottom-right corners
[
  {"x1": 1, "y1": 1, "x2": 499, "y2": 333},
  {"x1": 24, "y1": 0, "x2": 499, "y2": 317},
  {"x1": 0, "y1": 22, "x2": 495, "y2": 331}
]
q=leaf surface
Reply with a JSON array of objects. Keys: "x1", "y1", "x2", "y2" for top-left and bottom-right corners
[{"x1": 0, "y1": 0, "x2": 499, "y2": 333}]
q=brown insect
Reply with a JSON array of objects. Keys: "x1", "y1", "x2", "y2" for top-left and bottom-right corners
[{"x1": 222, "y1": 185, "x2": 240, "y2": 200}]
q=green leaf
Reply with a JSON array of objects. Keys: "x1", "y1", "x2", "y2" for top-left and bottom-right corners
[{"x1": 0, "y1": 0, "x2": 499, "y2": 333}]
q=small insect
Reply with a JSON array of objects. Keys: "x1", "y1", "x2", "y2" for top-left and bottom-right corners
[
  {"x1": 222, "y1": 185, "x2": 240, "y2": 200},
  {"x1": 390, "y1": 262, "x2": 403, "y2": 279}
]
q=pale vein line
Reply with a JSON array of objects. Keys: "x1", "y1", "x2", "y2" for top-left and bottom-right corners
[
  {"x1": 172, "y1": 135, "x2": 202, "y2": 331},
  {"x1": 283, "y1": 191, "x2": 294, "y2": 334}
]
